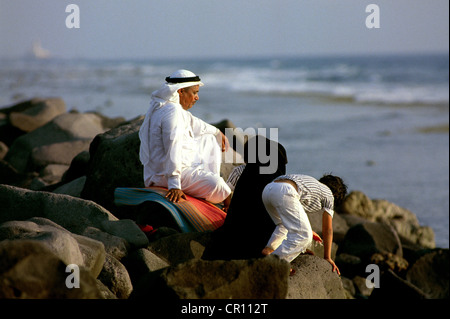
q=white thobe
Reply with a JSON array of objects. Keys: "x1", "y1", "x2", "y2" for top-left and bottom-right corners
[{"x1": 139, "y1": 100, "x2": 230, "y2": 203}]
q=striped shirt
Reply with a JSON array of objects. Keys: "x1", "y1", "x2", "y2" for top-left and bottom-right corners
[
  {"x1": 274, "y1": 174, "x2": 335, "y2": 217},
  {"x1": 226, "y1": 164, "x2": 246, "y2": 192},
  {"x1": 227, "y1": 167, "x2": 335, "y2": 217}
]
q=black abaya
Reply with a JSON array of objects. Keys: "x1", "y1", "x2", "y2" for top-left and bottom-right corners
[{"x1": 202, "y1": 135, "x2": 288, "y2": 260}]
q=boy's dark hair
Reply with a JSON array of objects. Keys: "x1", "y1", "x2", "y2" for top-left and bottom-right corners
[{"x1": 319, "y1": 174, "x2": 348, "y2": 207}]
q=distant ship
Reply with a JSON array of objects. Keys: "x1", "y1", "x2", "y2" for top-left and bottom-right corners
[{"x1": 31, "y1": 40, "x2": 51, "y2": 59}]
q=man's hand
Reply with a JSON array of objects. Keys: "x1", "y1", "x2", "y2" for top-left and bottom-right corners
[
  {"x1": 220, "y1": 131, "x2": 229, "y2": 152},
  {"x1": 165, "y1": 188, "x2": 187, "y2": 203},
  {"x1": 261, "y1": 247, "x2": 274, "y2": 256},
  {"x1": 312, "y1": 231, "x2": 323, "y2": 244},
  {"x1": 222, "y1": 194, "x2": 232, "y2": 212}
]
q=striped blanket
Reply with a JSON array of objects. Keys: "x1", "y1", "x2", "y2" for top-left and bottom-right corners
[{"x1": 114, "y1": 186, "x2": 227, "y2": 233}]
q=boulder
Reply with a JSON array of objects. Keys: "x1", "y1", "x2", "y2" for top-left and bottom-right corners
[
  {"x1": 340, "y1": 276, "x2": 356, "y2": 298},
  {"x1": 0, "y1": 219, "x2": 84, "y2": 267},
  {"x1": 405, "y1": 249, "x2": 449, "y2": 299},
  {"x1": 35, "y1": 164, "x2": 69, "y2": 187},
  {"x1": 0, "y1": 159, "x2": 37, "y2": 188},
  {"x1": 97, "y1": 254, "x2": 133, "y2": 299},
  {"x1": 96, "y1": 280, "x2": 118, "y2": 299},
  {"x1": 0, "y1": 141, "x2": 7, "y2": 159},
  {"x1": 308, "y1": 241, "x2": 338, "y2": 261},
  {"x1": 122, "y1": 248, "x2": 170, "y2": 286},
  {"x1": 4, "y1": 112, "x2": 107, "y2": 173},
  {"x1": 338, "y1": 222, "x2": 403, "y2": 262},
  {"x1": 287, "y1": 255, "x2": 347, "y2": 299},
  {"x1": 61, "y1": 150, "x2": 90, "y2": 184},
  {"x1": 339, "y1": 191, "x2": 435, "y2": 248},
  {"x1": 8, "y1": 97, "x2": 66, "y2": 132},
  {"x1": 53, "y1": 176, "x2": 86, "y2": 197},
  {"x1": 31, "y1": 139, "x2": 92, "y2": 168},
  {"x1": 147, "y1": 231, "x2": 212, "y2": 265},
  {"x1": 0, "y1": 217, "x2": 106, "y2": 278},
  {"x1": 335, "y1": 253, "x2": 363, "y2": 278},
  {"x1": 130, "y1": 255, "x2": 289, "y2": 299},
  {"x1": 307, "y1": 211, "x2": 349, "y2": 244},
  {"x1": 84, "y1": 111, "x2": 126, "y2": 132},
  {"x1": 0, "y1": 184, "x2": 148, "y2": 249},
  {"x1": 370, "y1": 252, "x2": 409, "y2": 274},
  {"x1": 352, "y1": 275, "x2": 374, "y2": 298},
  {"x1": 101, "y1": 219, "x2": 149, "y2": 249},
  {"x1": 81, "y1": 116, "x2": 145, "y2": 211},
  {"x1": 0, "y1": 240, "x2": 103, "y2": 299},
  {"x1": 369, "y1": 269, "x2": 427, "y2": 299},
  {"x1": 80, "y1": 225, "x2": 129, "y2": 261}
]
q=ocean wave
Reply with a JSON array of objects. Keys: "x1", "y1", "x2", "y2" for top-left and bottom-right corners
[
  {"x1": 197, "y1": 55, "x2": 449, "y2": 106},
  {"x1": 1, "y1": 54, "x2": 448, "y2": 107},
  {"x1": 204, "y1": 73, "x2": 449, "y2": 106}
]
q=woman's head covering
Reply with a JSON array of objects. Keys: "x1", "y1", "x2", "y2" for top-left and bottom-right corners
[{"x1": 139, "y1": 70, "x2": 203, "y2": 167}]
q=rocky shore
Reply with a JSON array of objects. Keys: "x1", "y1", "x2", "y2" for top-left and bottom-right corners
[{"x1": 0, "y1": 97, "x2": 448, "y2": 300}]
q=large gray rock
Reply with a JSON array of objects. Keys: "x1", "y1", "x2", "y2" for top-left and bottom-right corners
[
  {"x1": 0, "y1": 141, "x2": 7, "y2": 160},
  {"x1": 0, "y1": 219, "x2": 84, "y2": 266},
  {"x1": 122, "y1": 248, "x2": 170, "y2": 286},
  {"x1": 0, "y1": 159, "x2": 37, "y2": 188},
  {"x1": 307, "y1": 211, "x2": 349, "y2": 244},
  {"x1": 405, "y1": 249, "x2": 449, "y2": 299},
  {"x1": 81, "y1": 116, "x2": 145, "y2": 211},
  {"x1": 0, "y1": 217, "x2": 106, "y2": 278},
  {"x1": 339, "y1": 191, "x2": 435, "y2": 248},
  {"x1": 369, "y1": 269, "x2": 427, "y2": 299},
  {"x1": 130, "y1": 255, "x2": 289, "y2": 299},
  {"x1": 31, "y1": 139, "x2": 92, "y2": 168},
  {"x1": 0, "y1": 184, "x2": 148, "y2": 249},
  {"x1": 53, "y1": 176, "x2": 86, "y2": 197},
  {"x1": 338, "y1": 222, "x2": 403, "y2": 262},
  {"x1": 148, "y1": 231, "x2": 212, "y2": 265},
  {"x1": 8, "y1": 98, "x2": 66, "y2": 132},
  {"x1": 97, "y1": 254, "x2": 133, "y2": 299},
  {"x1": 287, "y1": 255, "x2": 347, "y2": 299},
  {"x1": 0, "y1": 240, "x2": 103, "y2": 299},
  {"x1": 5, "y1": 112, "x2": 107, "y2": 173},
  {"x1": 31, "y1": 164, "x2": 69, "y2": 189},
  {"x1": 80, "y1": 225, "x2": 129, "y2": 261}
]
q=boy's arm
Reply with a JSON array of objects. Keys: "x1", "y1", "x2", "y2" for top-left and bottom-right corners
[{"x1": 322, "y1": 212, "x2": 340, "y2": 275}]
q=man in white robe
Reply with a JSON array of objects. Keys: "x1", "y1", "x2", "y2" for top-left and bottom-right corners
[{"x1": 139, "y1": 70, "x2": 231, "y2": 204}]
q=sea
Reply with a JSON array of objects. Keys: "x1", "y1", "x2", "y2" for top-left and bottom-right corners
[{"x1": 1, "y1": 53, "x2": 448, "y2": 248}]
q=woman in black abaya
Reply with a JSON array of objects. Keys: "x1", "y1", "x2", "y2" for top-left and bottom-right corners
[{"x1": 202, "y1": 135, "x2": 288, "y2": 260}]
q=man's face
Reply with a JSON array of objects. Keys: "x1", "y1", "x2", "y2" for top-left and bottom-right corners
[{"x1": 178, "y1": 85, "x2": 199, "y2": 110}]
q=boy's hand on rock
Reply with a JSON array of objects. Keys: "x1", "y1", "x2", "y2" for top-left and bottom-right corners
[{"x1": 325, "y1": 257, "x2": 340, "y2": 276}]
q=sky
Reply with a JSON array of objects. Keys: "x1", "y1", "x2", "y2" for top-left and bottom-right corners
[{"x1": 0, "y1": 0, "x2": 448, "y2": 60}]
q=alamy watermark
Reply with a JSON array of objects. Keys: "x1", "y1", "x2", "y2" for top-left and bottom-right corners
[
  {"x1": 224, "y1": 127, "x2": 279, "y2": 175},
  {"x1": 66, "y1": 4, "x2": 379, "y2": 30},
  {"x1": 65, "y1": 264, "x2": 80, "y2": 289},
  {"x1": 65, "y1": 4, "x2": 80, "y2": 29},
  {"x1": 365, "y1": 264, "x2": 380, "y2": 289},
  {"x1": 168, "y1": 127, "x2": 280, "y2": 175},
  {"x1": 365, "y1": 4, "x2": 380, "y2": 29}
]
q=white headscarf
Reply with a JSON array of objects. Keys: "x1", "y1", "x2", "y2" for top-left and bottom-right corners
[{"x1": 139, "y1": 70, "x2": 204, "y2": 168}]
